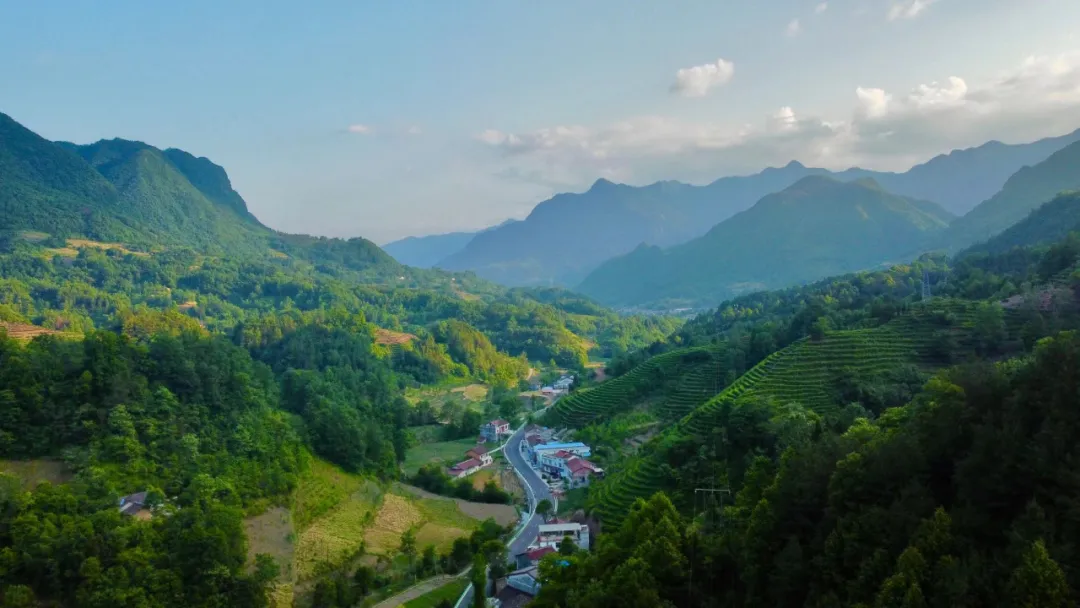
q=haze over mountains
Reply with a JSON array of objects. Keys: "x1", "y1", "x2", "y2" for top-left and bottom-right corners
[{"x1": 386, "y1": 128, "x2": 1080, "y2": 291}]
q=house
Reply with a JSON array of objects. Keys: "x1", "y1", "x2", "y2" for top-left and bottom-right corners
[
  {"x1": 506, "y1": 565, "x2": 542, "y2": 596},
  {"x1": 467, "y1": 445, "x2": 493, "y2": 466},
  {"x1": 118, "y1": 491, "x2": 152, "y2": 520},
  {"x1": 480, "y1": 419, "x2": 512, "y2": 442},
  {"x1": 529, "y1": 441, "x2": 590, "y2": 464},
  {"x1": 540, "y1": 386, "x2": 555, "y2": 396},
  {"x1": 514, "y1": 546, "x2": 556, "y2": 569},
  {"x1": 539, "y1": 450, "x2": 575, "y2": 476},
  {"x1": 447, "y1": 458, "x2": 483, "y2": 479},
  {"x1": 564, "y1": 456, "x2": 603, "y2": 488},
  {"x1": 537, "y1": 522, "x2": 590, "y2": 551}
]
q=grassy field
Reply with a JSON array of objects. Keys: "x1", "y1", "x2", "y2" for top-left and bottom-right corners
[
  {"x1": 403, "y1": 578, "x2": 468, "y2": 608},
  {"x1": 0, "y1": 459, "x2": 73, "y2": 488},
  {"x1": 244, "y1": 507, "x2": 295, "y2": 581},
  {"x1": 293, "y1": 458, "x2": 369, "y2": 528},
  {"x1": 405, "y1": 383, "x2": 489, "y2": 411},
  {"x1": 403, "y1": 437, "x2": 478, "y2": 475},
  {"x1": 407, "y1": 424, "x2": 446, "y2": 445}
]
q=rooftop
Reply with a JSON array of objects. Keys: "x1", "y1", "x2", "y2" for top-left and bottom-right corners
[
  {"x1": 539, "y1": 522, "x2": 585, "y2": 534},
  {"x1": 450, "y1": 458, "x2": 482, "y2": 471},
  {"x1": 536, "y1": 442, "x2": 588, "y2": 450}
]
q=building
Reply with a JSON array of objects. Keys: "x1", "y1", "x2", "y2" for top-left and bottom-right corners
[
  {"x1": 118, "y1": 491, "x2": 152, "y2": 519},
  {"x1": 480, "y1": 419, "x2": 512, "y2": 443},
  {"x1": 514, "y1": 546, "x2": 556, "y2": 569},
  {"x1": 564, "y1": 456, "x2": 603, "y2": 488},
  {"x1": 537, "y1": 522, "x2": 590, "y2": 551},
  {"x1": 466, "y1": 445, "x2": 493, "y2": 466},
  {"x1": 506, "y1": 565, "x2": 542, "y2": 596},
  {"x1": 529, "y1": 441, "x2": 591, "y2": 464},
  {"x1": 447, "y1": 458, "x2": 482, "y2": 479}
]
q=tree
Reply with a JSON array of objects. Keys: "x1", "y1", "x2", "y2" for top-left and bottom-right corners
[
  {"x1": 559, "y1": 534, "x2": 577, "y2": 555},
  {"x1": 471, "y1": 553, "x2": 488, "y2": 608},
  {"x1": 536, "y1": 499, "x2": 554, "y2": 521},
  {"x1": 1006, "y1": 540, "x2": 1073, "y2": 608},
  {"x1": 253, "y1": 554, "x2": 280, "y2": 585},
  {"x1": 353, "y1": 565, "x2": 375, "y2": 596},
  {"x1": 421, "y1": 545, "x2": 438, "y2": 576}
]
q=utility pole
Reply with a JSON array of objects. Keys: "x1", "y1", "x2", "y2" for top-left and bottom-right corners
[{"x1": 688, "y1": 487, "x2": 731, "y2": 603}]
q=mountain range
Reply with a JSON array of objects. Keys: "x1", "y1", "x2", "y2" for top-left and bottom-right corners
[
  {"x1": 576, "y1": 176, "x2": 954, "y2": 307},
  {"x1": 417, "y1": 128, "x2": 1080, "y2": 288},
  {"x1": 381, "y1": 219, "x2": 519, "y2": 268}
]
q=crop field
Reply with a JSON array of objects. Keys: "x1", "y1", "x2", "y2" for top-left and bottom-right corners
[
  {"x1": 398, "y1": 483, "x2": 518, "y2": 527},
  {"x1": 244, "y1": 507, "x2": 295, "y2": 582},
  {"x1": 450, "y1": 383, "x2": 489, "y2": 401},
  {"x1": 0, "y1": 322, "x2": 69, "y2": 341},
  {"x1": 374, "y1": 328, "x2": 417, "y2": 346},
  {"x1": 591, "y1": 300, "x2": 989, "y2": 528},
  {"x1": 0, "y1": 459, "x2": 73, "y2": 488},
  {"x1": 403, "y1": 437, "x2": 479, "y2": 475},
  {"x1": 548, "y1": 346, "x2": 720, "y2": 428},
  {"x1": 292, "y1": 458, "x2": 369, "y2": 528},
  {"x1": 363, "y1": 494, "x2": 425, "y2": 555}
]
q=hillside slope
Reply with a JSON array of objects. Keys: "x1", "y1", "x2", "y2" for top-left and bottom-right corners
[
  {"x1": 577, "y1": 177, "x2": 952, "y2": 308},
  {"x1": 962, "y1": 191, "x2": 1080, "y2": 256},
  {"x1": 1, "y1": 112, "x2": 401, "y2": 274},
  {"x1": 945, "y1": 140, "x2": 1080, "y2": 250}
]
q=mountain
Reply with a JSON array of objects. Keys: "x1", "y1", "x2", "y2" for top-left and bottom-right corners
[
  {"x1": 434, "y1": 129, "x2": 1079, "y2": 288},
  {"x1": 576, "y1": 176, "x2": 953, "y2": 308},
  {"x1": 437, "y1": 162, "x2": 834, "y2": 286},
  {"x1": 834, "y1": 128, "x2": 1080, "y2": 215},
  {"x1": 381, "y1": 219, "x2": 519, "y2": 268},
  {"x1": 944, "y1": 140, "x2": 1080, "y2": 250},
  {"x1": 962, "y1": 191, "x2": 1080, "y2": 256},
  {"x1": 0, "y1": 111, "x2": 398, "y2": 272},
  {"x1": 382, "y1": 232, "x2": 478, "y2": 268}
]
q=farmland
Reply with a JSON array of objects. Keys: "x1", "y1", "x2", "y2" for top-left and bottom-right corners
[
  {"x1": 402, "y1": 578, "x2": 468, "y2": 608},
  {"x1": 374, "y1": 328, "x2": 417, "y2": 346},
  {"x1": 589, "y1": 300, "x2": 992, "y2": 527},
  {"x1": 0, "y1": 322, "x2": 70, "y2": 341},
  {"x1": 403, "y1": 437, "x2": 479, "y2": 475}
]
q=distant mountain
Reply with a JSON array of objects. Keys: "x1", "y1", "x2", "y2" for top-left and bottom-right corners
[
  {"x1": 437, "y1": 162, "x2": 834, "y2": 286},
  {"x1": 435, "y1": 129, "x2": 1079, "y2": 288},
  {"x1": 576, "y1": 177, "x2": 953, "y2": 308},
  {"x1": 0, "y1": 111, "x2": 399, "y2": 273},
  {"x1": 383, "y1": 232, "x2": 478, "y2": 268},
  {"x1": 382, "y1": 219, "x2": 519, "y2": 268},
  {"x1": 944, "y1": 140, "x2": 1080, "y2": 251},
  {"x1": 961, "y1": 192, "x2": 1080, "y2": 256},
  {"x1": 834, "y1": 128, "x2": 1080, "y2": 215}
]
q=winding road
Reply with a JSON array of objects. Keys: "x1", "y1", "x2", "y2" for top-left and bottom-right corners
[{"x1": 453, "y1": 424, "x2": 554, "y2": 607}]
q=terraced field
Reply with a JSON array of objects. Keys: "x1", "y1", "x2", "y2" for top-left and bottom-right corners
[
  {"x1": 548, "y1": 346, "x2": 720, "y2": 427},
  {"x1": 590, "y1": 299, "x2": 988, "y2": 527}
]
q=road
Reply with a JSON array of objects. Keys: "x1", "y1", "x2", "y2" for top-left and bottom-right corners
[
  {"x1": 503, "y1": 425, "x2": 554, "y2": 557},
  {"x1": 454, "y1": 425, "x2": 554, "y2": 607}
]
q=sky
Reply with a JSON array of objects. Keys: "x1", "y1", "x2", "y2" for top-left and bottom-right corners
[{"x1": 3, "y1": 0, "x2": 1080, "y2": 244}]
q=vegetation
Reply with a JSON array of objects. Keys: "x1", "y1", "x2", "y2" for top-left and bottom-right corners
[{"x1": 409, "y1": 465, "x2": 512, "y2": 504}]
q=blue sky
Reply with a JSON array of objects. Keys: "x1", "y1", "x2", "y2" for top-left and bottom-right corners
[{"x1": 3, "y1": 0, "x2": 1080, "y2": 243}]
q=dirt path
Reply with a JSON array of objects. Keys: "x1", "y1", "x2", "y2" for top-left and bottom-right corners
[{"x1": 372, "y1": 574, "x2": 457, "y2": 608}]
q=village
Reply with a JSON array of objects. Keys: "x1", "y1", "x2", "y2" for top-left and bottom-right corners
[{"x1": 434, "y1": 374, "x2": 604, "y2": 606}]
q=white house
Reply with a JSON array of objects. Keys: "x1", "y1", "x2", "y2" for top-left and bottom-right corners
[
  {"x1": 466, "y1": 445, "x2": 493, "y2": 466},
  {"x1": 537, "y1": 522, "x2": 590, "y2": 551},
  {"x1": 480, "y1": 419, "x2": 512, "y2": 443}
]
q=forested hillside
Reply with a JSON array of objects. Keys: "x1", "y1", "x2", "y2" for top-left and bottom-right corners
[
  {"x1": 577, "y1": 176, "x2": 953, "y2": 308},
  {"x1": 0, "y1": 112, "x2": 680, "y2": 607},
  {"x1": 533, "y1": 229, "x2": 1080, "y2": 607},
  {"x1": 945, "y1": 140, "x2": 1080, "y2": 251},
  {"x1": 962, "y1": 191, "x2": 1080, "y2": 256}
]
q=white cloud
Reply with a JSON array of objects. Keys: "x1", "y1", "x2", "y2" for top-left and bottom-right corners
[
  {"x1": 888, "y1": 0, "x2": 940, "y2": 21},
  {"x1": 670, "y1": 58, "x2": 735, "y2": 97},
  {"x1": 815, "y1": 2, "x2": 829, "y2": 14},
  {"x1": 406, "y1": 125, "x2": 423, "y2": 136},
  {"x1": 347, "y1": 124, "x2": 372, "y2": 134},
  {"x1": 477, "y1": 50, "x2": 1080, "y2": 186},
  {"x1": 786, "y1": 19, "x2": 802, "y2": 37}
]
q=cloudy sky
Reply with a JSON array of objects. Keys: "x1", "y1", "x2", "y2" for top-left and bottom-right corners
[{"x1": 3, "y1": 0, "x2": 1080, "y2": 243}]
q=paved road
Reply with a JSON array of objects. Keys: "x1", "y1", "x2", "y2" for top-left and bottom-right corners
[
  {"x1": 504, "y1": 425, "x2": 554, "y2": 557},
  {"x1": 455, "y1": 425, "x2": 554, "y2": 607}
]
